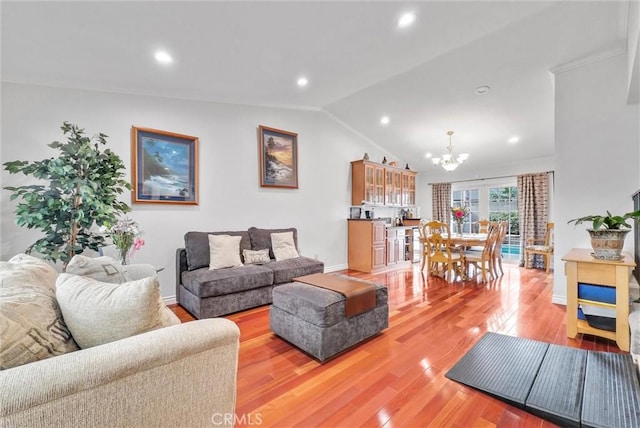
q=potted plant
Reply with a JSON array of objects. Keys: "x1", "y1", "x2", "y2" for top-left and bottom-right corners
[
  {"x1": 4, "y1": 122, "x2": 132, "y2": 270},
  {"x1": 568, "y1": 210, "x2": 640, "y2": 260}
]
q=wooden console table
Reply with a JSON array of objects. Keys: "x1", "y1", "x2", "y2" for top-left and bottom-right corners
[{"x1": 562, "y1": 248, "x2": 635, "y2": 351}]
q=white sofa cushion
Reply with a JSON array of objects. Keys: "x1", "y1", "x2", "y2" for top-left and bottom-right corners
[
  {"x1": 271, "y1": 231, "x2": 300, "y2": 261},
  {"x1": 65, "y1": 255, "x2": 128, "y2": 283},
  {"x1": 242, "y1": 248, "x2": 271, "y2": 265},
  {"x1": 209, "y1": 234, "x2": 243, "y2": 269},
  {"x1": 56, "y1": 274, "x2": 178, "y2": 349}
]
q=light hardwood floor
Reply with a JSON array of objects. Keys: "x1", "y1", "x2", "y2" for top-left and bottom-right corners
[{"x1": 170, "y1": 263, "x2": 622, "y2": 428}]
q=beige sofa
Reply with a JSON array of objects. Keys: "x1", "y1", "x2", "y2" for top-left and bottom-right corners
[
  {"x1": 0, "y1": 255, "x2": 240, "y2": 428},
  {"x1": 0, "y1": 318, "x2": 240, "y2": 428}
]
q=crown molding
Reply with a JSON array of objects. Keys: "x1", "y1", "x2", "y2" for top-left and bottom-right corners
[{"x1": 549, "y1": 45, "x2": 626, "y2": 75}]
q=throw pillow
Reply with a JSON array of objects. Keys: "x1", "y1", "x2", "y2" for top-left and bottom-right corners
[
  {"x1": 209, "y1": 234, "x2": 243, "y2": 270},
  {"x1": 55, "y1": 273, "x2": 177, "y2": 349},
  {"x1": 271, "y1": 231, "x2": 300, "y2": 261},
  {"x1": 65, "y1": 255, "x2": 179, "y2": 331},
  {"x1": 0, "y1": 253, "x2": 58, "y2": 291},
  {"x1": 242, "y1": 248, "x2": 271, "y2": 265},
  {"x1": 0, "y1": 284, "x2": 79, "y2": 369},
  {"x1": 65, "y1": 255, "x2": 128, "y2": 283}
]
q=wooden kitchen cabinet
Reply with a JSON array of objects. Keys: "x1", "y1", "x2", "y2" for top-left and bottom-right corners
[
  {"x1": 348, "y1": 220, "x2": 386, "y2": 272},
  {"x1": 351, "y1": 160, "x2": 384, "y2": 205},
  {"x1": 402, "y1": 171, "x2": 416, "y2": 206},
  {"x1": 352, "y1": 159, "x2": 417, "y2": 207},
  {"x1": 386, "y1": 228, "x2": 404, "y2": 265}
]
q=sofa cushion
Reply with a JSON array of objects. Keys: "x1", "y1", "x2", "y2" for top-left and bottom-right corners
[
  {"x1": 66, "y1": 255, "x2": 128, "y2": 283},
  {"x1": 243, "y1": 249, "x2": 271, "y2": 265},
  {"x1": 0, "y1": 253, "x2": 58, "y2": 292},
  {"x1": 181, "y1": 264, "x2": 274, "y2": 298},
  {"x1": 56, "y1": 274, "x2": 178, "y2": 349},
  {"x1": 272, "y1": 231, "x2": 300, "y2": 261},
  {"x1": 269, "y1": 256, "x2": 324, "y2": 284},
  {"x1": 184, "y1": 231, "x2": 250, "y2": 271},
  {"x1": 0, "y1": 284, "x2": 79, "y2": 370},
  {"x1": 209, "y1": 235, "x2": 244, "y2": 269},
  {"x1": 248, "y1": 227, "x2": 298, "y2": 259}
]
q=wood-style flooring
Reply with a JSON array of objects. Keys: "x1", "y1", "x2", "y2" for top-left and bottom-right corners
[{"x1": 170, "y1": 263, "x2": 623, "y2": 428}]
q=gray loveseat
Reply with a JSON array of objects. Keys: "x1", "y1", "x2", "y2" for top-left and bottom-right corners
[{"x1": 176, "y1": 227, "x2": 324, "y2": 318}]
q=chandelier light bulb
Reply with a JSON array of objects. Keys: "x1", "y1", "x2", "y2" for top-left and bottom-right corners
[{"x1": 432, "y1": 130, "x2": 468, "y2": 172}]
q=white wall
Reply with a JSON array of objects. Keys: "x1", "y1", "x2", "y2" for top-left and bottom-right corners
[
  {"x1": 553, "y1": 52, "x2": 640, "y2": 304},
  {"x1": 0, "y1": 82, "x2": 386, "y2": 300}
]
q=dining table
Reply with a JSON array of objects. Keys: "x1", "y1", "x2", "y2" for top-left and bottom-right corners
[
  {"x1": 444, "y1": 233, "x2": 488, "y2": 248},
  {"x1": 420, "y1": 233, "x2": 489, "y2": 280}
]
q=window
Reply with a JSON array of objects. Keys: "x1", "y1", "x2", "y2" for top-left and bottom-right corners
[
  {"x1": 452, "y1": 189, "x2": 479, "y2": 233},
  {"x1": 489, "y1": 186, "x2": 519, "y2": 259}
]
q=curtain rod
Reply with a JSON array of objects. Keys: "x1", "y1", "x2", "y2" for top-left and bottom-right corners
[{"x1": 427, "y1": 170, "x2": 554, "y2": 185}]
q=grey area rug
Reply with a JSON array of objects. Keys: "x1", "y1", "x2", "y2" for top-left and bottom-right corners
[{"x1": 445, "y1": 332, "x2": 640, "y2": 428}]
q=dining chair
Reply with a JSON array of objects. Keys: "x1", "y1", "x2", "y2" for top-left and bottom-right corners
[
  {"x1": 421, "y1": 221, "x2": 462, "y2": 282},
  {"x1": 462, "y1": 224, "x2": 500, "y2": 282},
  {"x1": 524, "y1": 222, "x2": 554, "y2": 273},
  {"x1": 492, "y1": 221, "x2": 509, "y2": 276},
  {"x1": 476, "y1": 218, "x2": 490, "y2": 234},
  {"x1": 420, "y1": 221, "x2": 445, "y2": 272}
]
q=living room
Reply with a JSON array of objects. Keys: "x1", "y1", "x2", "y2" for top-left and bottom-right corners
[{"x1": 1, "y1": 1, "x2": 639, "y2": 427}]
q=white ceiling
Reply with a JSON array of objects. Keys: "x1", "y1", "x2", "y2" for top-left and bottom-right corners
[{"x1": 1, "y1": 1, "x2": 630, "y2": 174}]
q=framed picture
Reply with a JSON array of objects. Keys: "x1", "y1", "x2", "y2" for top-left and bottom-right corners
[
  {"x1": 258, "y1": 125, "x2": 298, "y2": 188},
  {"x1": 131, "y1": 126, "x2": 199, "y2": 204}
]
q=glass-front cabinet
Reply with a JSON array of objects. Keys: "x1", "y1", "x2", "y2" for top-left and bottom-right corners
[{"x1": 351, "y1": 159, "x2": 417, "y2": 206}]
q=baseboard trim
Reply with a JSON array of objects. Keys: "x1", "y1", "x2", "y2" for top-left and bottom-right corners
[
  {"x1": 325, "y1": 263, "x2": 348, "y2": 272},
  {"x1": 163, "y1": 295, "x2": 177, "y2": 305},
  {"x1": 552, "y1": 294, "x2": 567, "y2": 306}
]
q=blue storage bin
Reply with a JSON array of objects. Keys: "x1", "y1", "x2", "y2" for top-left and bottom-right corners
[
  {"x1": 577, "y1": 283, "x2": 616, "y2": 304},
  {"x1": 577, "y1": 283, "x2": 616, "y2": 332}
]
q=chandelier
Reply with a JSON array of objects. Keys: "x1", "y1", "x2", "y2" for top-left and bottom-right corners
[{"x1": 432, "y1": 131, "x2": 469, "y2": 172}]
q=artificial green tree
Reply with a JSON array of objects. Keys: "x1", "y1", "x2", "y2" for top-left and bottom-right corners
[{"x1": 4, "y1": 122, "x2": 131, "y2": 269}]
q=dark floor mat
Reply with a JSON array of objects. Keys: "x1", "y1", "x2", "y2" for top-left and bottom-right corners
[
  {"x1": 447, "y1": 333, "x2": 640, "y2": 428},
  {"x1": 581, "y1": 351, "x2": 640, "y2": 428},
  {"x1": 444, "y1": 332, "x2": 549, "y2": 408},
  {"x1": 525, "y1": 344, "x2": 587, "y2": 428}
]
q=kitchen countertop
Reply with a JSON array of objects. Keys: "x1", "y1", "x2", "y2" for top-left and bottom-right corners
[{"x1": 347, "y1": 219, "x2": 418, "y2": 229}]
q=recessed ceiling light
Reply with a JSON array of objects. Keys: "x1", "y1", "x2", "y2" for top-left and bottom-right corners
[
  {"x1": 398, "y1": 12, "x2": 416, "y2": 28},
  {"x1": 508, "y1": 136, "x2": 520, "y2": 143},
  {"x1": 425, "y1": 152, "x2": 432, "y2": 158},
  {"x1": 380, "y1": 116, "x2": 390, "y2": 125},
  {"x1": 475, "y1": 85, "x2": 490, "y2": 95},
  {"x1": 297, "y1": 77, "x2": 308, "y2": 87},
  {"x1": 154, "y1": 50, "x2": 173, "y2": 65}
]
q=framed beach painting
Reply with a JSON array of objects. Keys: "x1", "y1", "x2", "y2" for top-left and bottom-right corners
[
  {"x1": 131, "y1": 126, "x2": 199, "y2": 204},
  {"x1": 258, "y1": 125, "x2": 298, "y2": 189}
]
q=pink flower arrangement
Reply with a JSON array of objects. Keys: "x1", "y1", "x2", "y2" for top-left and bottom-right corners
[
  {"x1": 451, "y1": 206, "x2": 469, "y2": 220},
  {"x1": 131, "y1": 237, "x2": 145, "y2": 257}
]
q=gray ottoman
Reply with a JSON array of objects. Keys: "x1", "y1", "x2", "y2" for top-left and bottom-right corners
[{"x1": 269, "y1": 279, "x2": 388, "y2": 362}]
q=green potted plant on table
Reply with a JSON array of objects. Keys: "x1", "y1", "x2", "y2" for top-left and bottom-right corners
[
  {"x1": 4, "y1": 122, "x2": 131, "y2": 270},
  {"x1": 568, "y1": 210, "x2": 640, "y2": 260}
]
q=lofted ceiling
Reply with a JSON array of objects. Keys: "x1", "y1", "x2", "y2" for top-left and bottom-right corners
[{"x1": 1, "y1": 1, "x2": 630, "y2": 174}]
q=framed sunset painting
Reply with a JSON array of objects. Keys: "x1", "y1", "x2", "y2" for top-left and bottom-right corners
[
  {"x1": 131, "y1": 126, "x2": 199, "y2": 204},
  {"x1": 258, "y1": 125, "x2": 298, "y2": 189}
]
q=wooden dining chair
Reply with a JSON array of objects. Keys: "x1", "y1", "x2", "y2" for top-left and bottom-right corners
[
  {"x1": 462, "y1": 224, "x2": 500, "y2": 282},
  {"x1": 476, "y1": 218, "x2": 490, "y2": 234},
  {"x1": 524, "y1": 222, "x2": 554, "y2": 273},
  {"x1": 422, "y1": 221, "x2": 462, "y2": 282},
  {"x1": 420, "y1": 221, "x2": 445, "y2": 271},
  {"x1": 492, "y1": 221, "x2": 509, "y2": 276}
]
